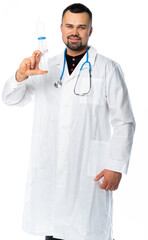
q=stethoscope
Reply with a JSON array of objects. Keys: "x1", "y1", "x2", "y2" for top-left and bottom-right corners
[{"x1": 54, "y1": 48, "x2": 92, "y2": 96}]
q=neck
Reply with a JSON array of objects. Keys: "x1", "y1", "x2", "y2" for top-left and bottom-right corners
[{"x1": 66, "y1": 46, "x2": 88, "y2": 57}]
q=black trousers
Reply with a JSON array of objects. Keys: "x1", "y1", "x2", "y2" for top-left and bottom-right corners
[
  {"x1": 45, "y1": 236, "x2": 64, "y2": 240},
  {"x1": 45, "y1": 235, "x2": 115, "y2": 240}
]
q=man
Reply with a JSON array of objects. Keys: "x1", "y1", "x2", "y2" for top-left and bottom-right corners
[{"x1": 2, "y1": 3, "x2": 135, "y2": 240}]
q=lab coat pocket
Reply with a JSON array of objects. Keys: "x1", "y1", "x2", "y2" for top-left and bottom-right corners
[
  {"x1": 80, "y1": 78, "x2": 106, "y2": 105},
  {"x1": 87, "y1": 140, "x2": 110, "y2": 177}
]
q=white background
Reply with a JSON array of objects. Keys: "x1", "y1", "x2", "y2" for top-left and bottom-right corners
[{"x1": 0, "y1": 0, "x2": 147, "y2": 240}]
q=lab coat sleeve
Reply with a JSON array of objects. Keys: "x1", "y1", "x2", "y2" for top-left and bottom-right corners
[
  {"x1": 105, "y1": 61, "x2": 136, "y2": 174},
  {"x1": 2, "y1": 73, "x2": 36, "y2": 106}
]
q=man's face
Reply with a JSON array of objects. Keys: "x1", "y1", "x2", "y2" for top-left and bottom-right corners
[{"x1": 61, "y1": 10, "x2": 93, "y2": 54}]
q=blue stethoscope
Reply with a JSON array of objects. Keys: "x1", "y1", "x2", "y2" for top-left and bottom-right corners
[{"x1": 54, "y1": 48, "x2": 92, "y2": 96}]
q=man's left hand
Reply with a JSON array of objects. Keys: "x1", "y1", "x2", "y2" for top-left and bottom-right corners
[{"x1": 94, "y1": 169, "x2": 122, "y2": 191}]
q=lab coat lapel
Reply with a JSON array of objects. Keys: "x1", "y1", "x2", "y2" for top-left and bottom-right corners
[
  {"x1": 66, "y1": 46, "x2": 97, "y2": 81},
  {"x1": 52, "y1": 46, "x2": 97, "y2": 85}
]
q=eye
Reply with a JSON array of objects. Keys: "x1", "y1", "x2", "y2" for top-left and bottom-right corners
[
  {"x1": 79, "y1": 26, "x2": 86, "y2": 30},
  {"x1": 66, "y1": 25, "x2": 73, "y2": 28}
]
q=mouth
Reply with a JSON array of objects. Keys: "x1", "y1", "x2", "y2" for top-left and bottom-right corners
[{"x1": 68, "y1": 36, "x2": 81, "y2": 43}]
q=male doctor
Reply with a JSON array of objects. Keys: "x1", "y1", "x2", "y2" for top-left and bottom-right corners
[{"x1": 2, "y1": 3, "x2": 135, "y2": 240}]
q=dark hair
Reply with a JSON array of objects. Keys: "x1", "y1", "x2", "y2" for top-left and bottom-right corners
[{"x1": 62, "y1": 3, "x2": 92, "y2": 25}]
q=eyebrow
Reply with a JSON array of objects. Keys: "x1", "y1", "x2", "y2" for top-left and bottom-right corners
[{"x1": 65, "y1": 24, "x2": 87, "y2": 27}]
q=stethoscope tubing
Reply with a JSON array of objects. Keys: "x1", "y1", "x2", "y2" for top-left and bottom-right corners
[
  {"x1": 54, "y1": 47, "x2": 92, "y2": 95},
  {"x1": 60, "y1": 48, "x2": 67, "y2": 81}
]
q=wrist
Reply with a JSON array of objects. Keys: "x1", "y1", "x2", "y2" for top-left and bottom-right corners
[{"x1": 15, "y1": 70, "x2": 28, "y2": 82}]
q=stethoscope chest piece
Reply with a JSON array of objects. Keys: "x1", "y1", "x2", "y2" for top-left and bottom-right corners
[
  {"x1": 54, "y1": 80, "x2": 62, "y2": 88},
  {"x1": 54, "y1": 47, "x2": 92, "y2": 95}
]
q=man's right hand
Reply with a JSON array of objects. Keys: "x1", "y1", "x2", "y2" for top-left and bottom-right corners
[{"x1": 15, "y1": 50, "x2": 48, "y2": 82}]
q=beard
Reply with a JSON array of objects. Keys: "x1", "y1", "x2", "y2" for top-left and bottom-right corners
[{"x1": 65, "y1": 35, "x2": 87, "y2": 51}]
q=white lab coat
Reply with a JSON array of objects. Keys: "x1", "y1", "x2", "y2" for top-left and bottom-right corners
[{"x1": 2, "y1": 46, "x2": 135, "y2": 240}]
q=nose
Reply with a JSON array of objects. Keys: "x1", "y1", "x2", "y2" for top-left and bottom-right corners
[{"x1": 71, "y1": 27, "x2": 79, "y2": 36}]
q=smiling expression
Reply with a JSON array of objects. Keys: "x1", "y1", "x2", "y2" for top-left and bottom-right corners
[{"x1": 61, "y1": 10, "x2": 93, "y2": 56}]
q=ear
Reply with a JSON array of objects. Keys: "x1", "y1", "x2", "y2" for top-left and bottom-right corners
[
  {"x1": 60, "y1": 24, "x2": 63, "y2": 32},
  {"x1": 89, "y1": 27, "x2": 93, "y2": 37}
]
